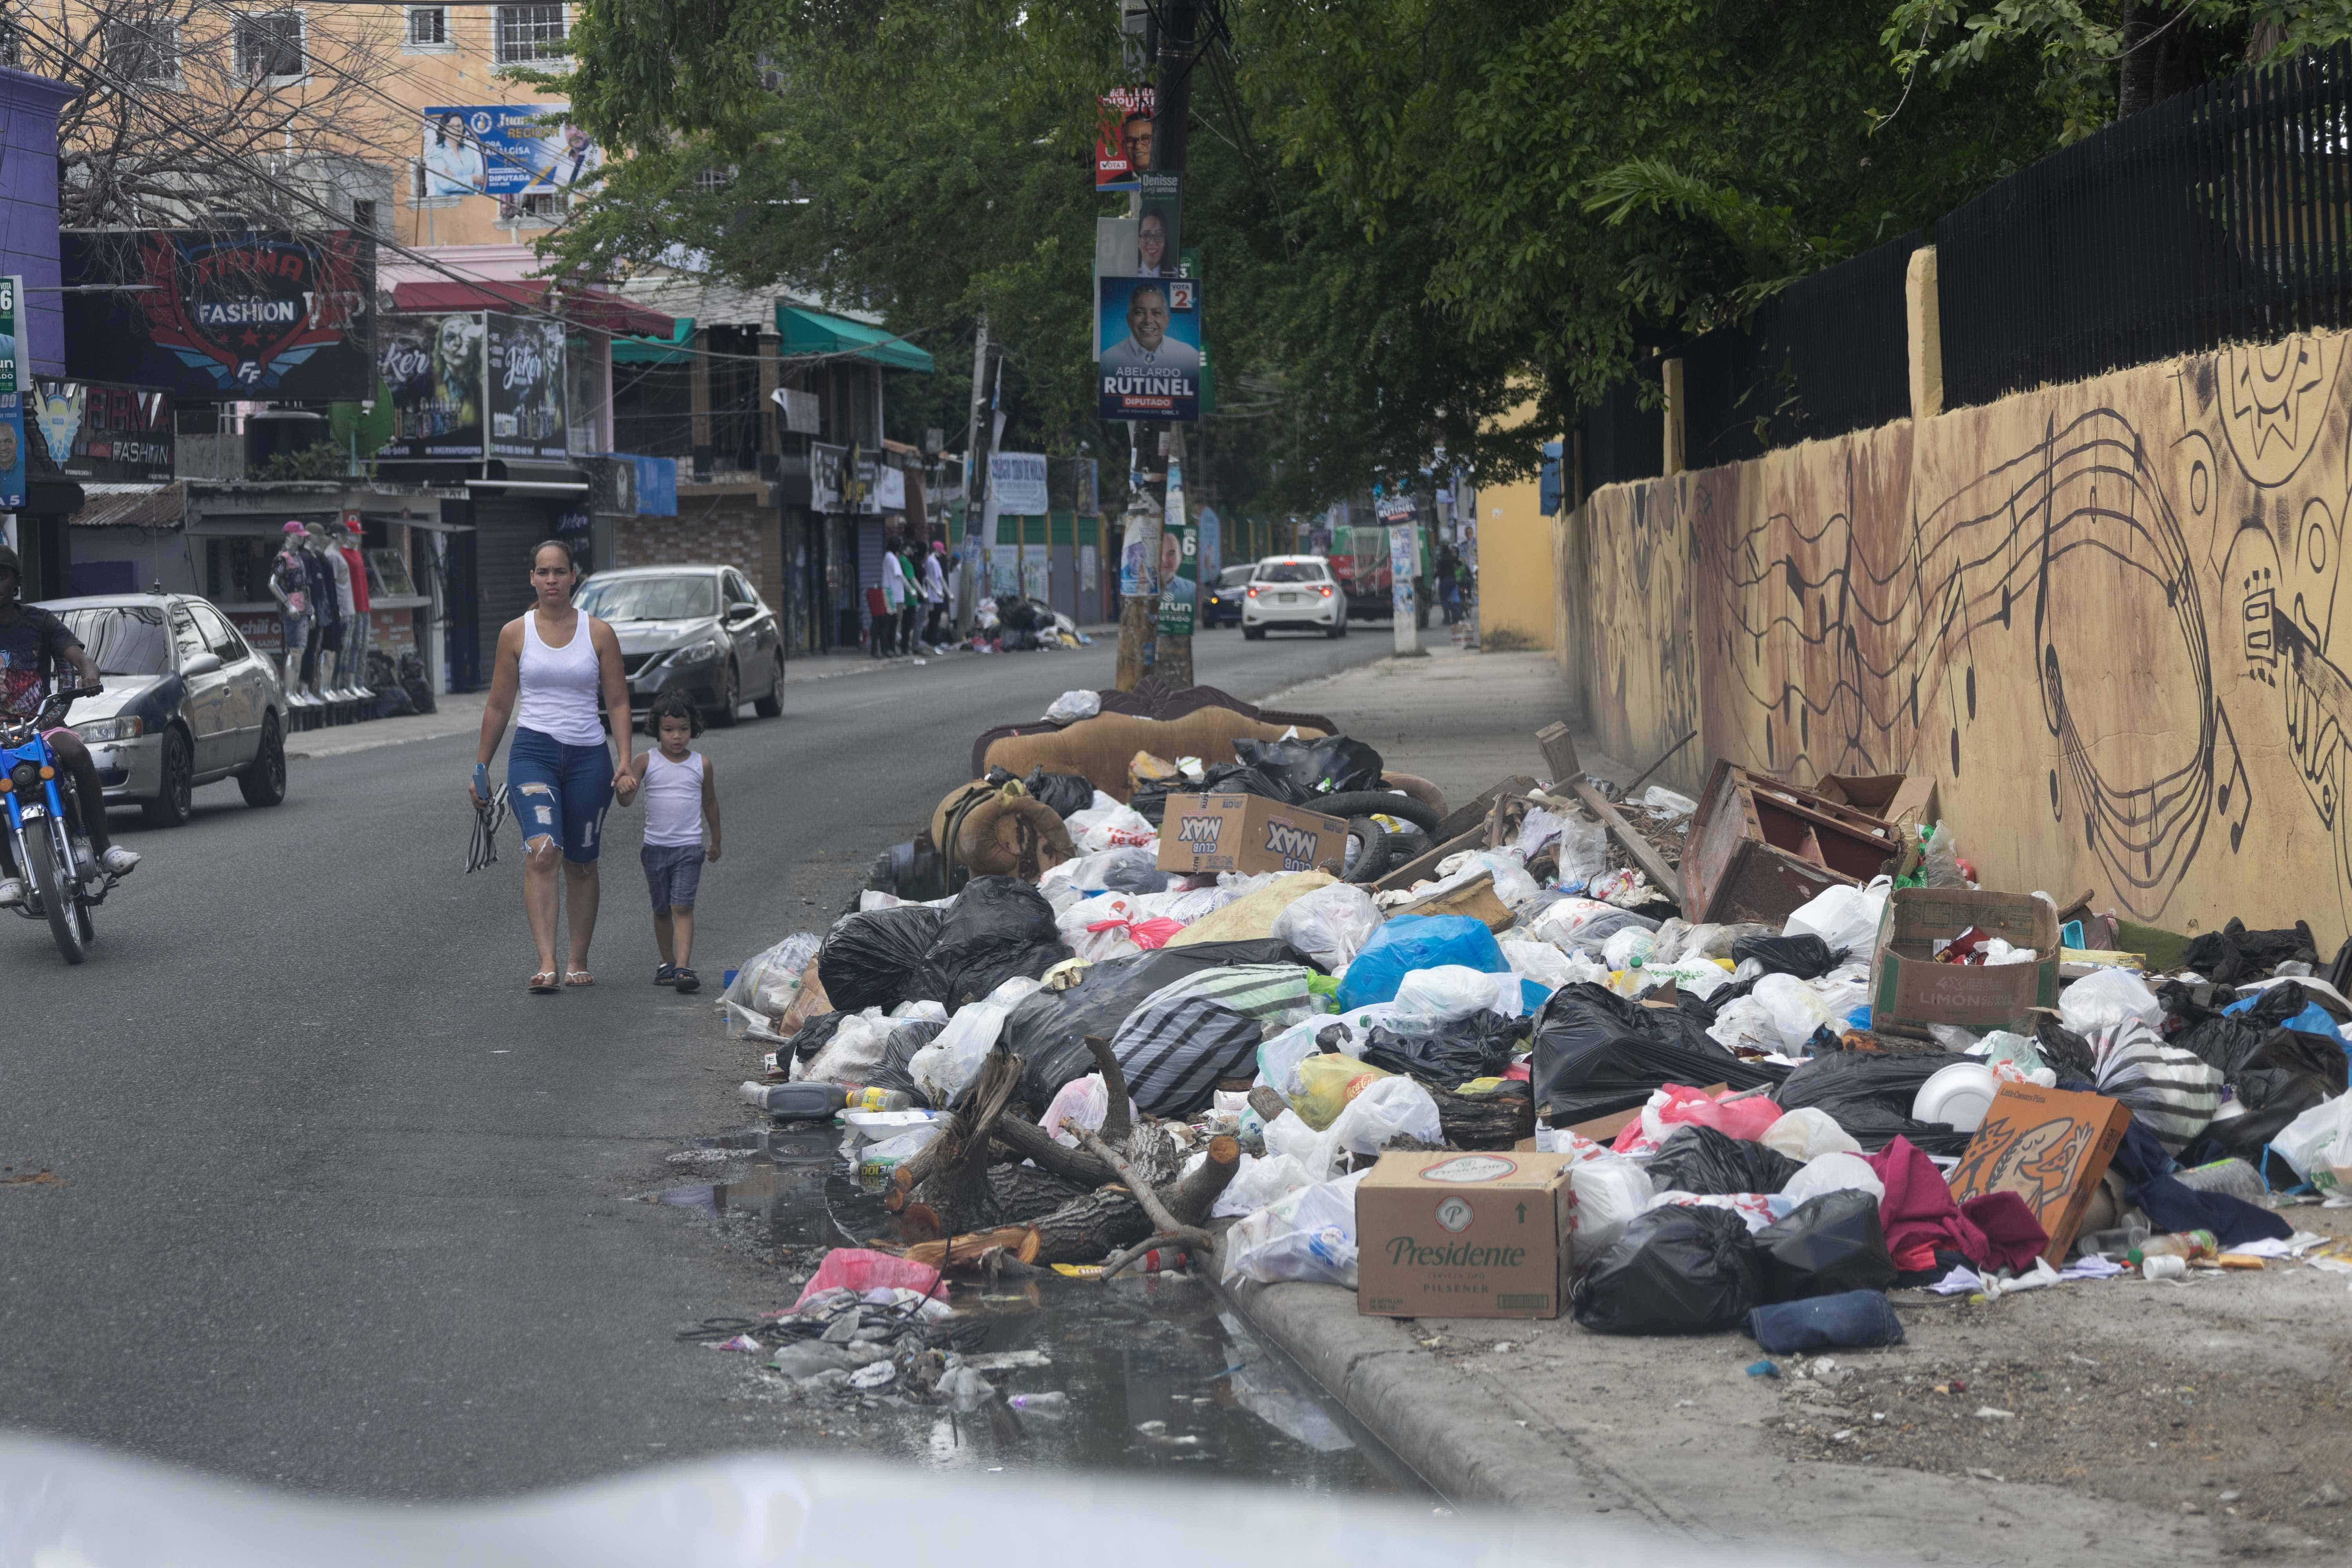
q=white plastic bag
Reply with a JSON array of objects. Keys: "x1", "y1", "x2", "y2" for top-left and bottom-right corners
[
  {"x1": 909, "y1": 998, "x2": 1015, "y2": 1105},
  {"x1": 1749, "y1": 971, "x2": 1859, "y2": 1053},
  {"x1": 1567, "y1": 1154, "x2": 1653, "y2": 1261},
  {"x1": 1390, "y1": 965, "x2": 1508, "y2": 1027},
  {"x1": 1601, "y1": 926, "x2": 1655, "y2": 970},
  {"x1": 1554, "y1": 814, "x2": 1608, "y2": 886},
  {"x1": 1322, "y1": 1075, "x2": 1443, "y2": 1161},
  {"x1": 1209, "y1": 1151, "x2": 1315, "y2": 1218},
  {"x1": 1639, "y1": 785, "x2": 1697, "y2": 818},
  {"x1": 805, "y1": 1011, "x2": 889, "y2": 1085},
  {"x1": 727, "y1": 931, "x2": 824, "y2": 1013},
  {"x1": 1067, "y1": 800, "x2": 1158, "y2": 855},
  {"x1": 2273, "y1": 1094, "x2": 2352, "y2": 1203},
  {"x1": 1499, "y1": 933, "x2": 1606, "y2": 990},
  {"x1": 1042, "y1": 1073, "x2": 1141, "y2": 1147},
  {"x1": 1760, "y1": 1106, "x2": 1862, "y2": 1163},
  {"x1": 2058, "y1": 966, "x2": 2163, "y2": 1035},
  {"x1": 1060, "y1": 891, "x2": 1149, "y2": 962},
  {"x1": 1779, "y1": 1151, "x2": 1886, "y2": 1205},
  {"x1": 1514, "y1": 805, "x2": 1568, "y2": 859},
  {"x1": 1782, "y1": 876, "x2": 1891, "y2": 961},
  {"x1": 1221, "y1": 1171, "x2": 1368, "y2": 1288},
  {"x1": 1270, "y1": 882, "x2": 1384, "y2": 971},
  {"x1": 1044, "y1": 689, "x2": 1101, "y2": 724},
  {"x1": 1706, "y1": 994, "x2": 1780, "y2": 1055}
]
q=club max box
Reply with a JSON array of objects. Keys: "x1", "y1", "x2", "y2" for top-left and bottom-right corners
[{"x1": 1156, "y1": 792, "x2": 1348, "y2": 877}]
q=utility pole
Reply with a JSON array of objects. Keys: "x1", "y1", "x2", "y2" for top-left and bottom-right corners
[
  {"x1": 959, "y1": 314, "x2": 990, "y2": 628},
  {"x1": 1144, "y1": 0, "x2": 1197, "y2": 687}
]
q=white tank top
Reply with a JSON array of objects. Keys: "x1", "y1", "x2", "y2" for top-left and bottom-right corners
[
  {"x1": 515, "y1": 612, "x2": 606, "y2": 747},
  {"x1": 641, "y1": 750, "x2": 706, "y2": 846}
]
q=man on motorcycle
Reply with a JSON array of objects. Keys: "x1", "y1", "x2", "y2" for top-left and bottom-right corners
[{"x1": 0, "y1": 543, "x2": 141, "y2": 906}]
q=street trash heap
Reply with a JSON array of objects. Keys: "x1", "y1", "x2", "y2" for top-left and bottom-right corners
[{"x1": 721, "y1": 690, "x2": 2352, "y2": 1362}]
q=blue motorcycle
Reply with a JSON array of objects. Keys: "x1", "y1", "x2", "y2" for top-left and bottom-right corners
[{"x1": 2, "y1": 682, "x2": 118, "y2": 963}]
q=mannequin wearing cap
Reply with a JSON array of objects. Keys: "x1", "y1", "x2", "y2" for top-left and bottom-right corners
[{"x1": 268, "y1": 521, "x2": 313, "y2": 695}]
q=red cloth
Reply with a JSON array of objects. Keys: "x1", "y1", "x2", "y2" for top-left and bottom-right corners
[
  {"x1": 1867, "y1": 1135, "x2": 2048, "y2": 1273},
  {"x1": 340, "y1": 546, "x2": 370, "y2": 615}
]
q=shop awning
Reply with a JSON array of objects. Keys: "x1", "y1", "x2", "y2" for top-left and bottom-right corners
[
  {"x1": 613, "y1": 317, "x2": 695, "y2": 365},
  {"x1": 775, "y1": 305, "x2": 934, "y2": 372},
  {"x1": 68, "y1": 482, "x2": 183, "y2": 530},
  {"x1": 390, "y1": 280, "x2": 677, "y2": 339}
]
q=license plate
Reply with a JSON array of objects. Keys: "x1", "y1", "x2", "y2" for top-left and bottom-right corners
[{"x1": 1278, "y1": 593, "x2": 1299, "y2": 604}]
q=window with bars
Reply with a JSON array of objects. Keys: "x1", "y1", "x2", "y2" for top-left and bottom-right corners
[
  {"x1": 405, "y1": 7, "x2": 447, "y2": 46},
  {"x1": 234, "y1": 11, "x2": 304, "y2": 80},
  {"x1": 0, "y1": 20, "x2": 20, "y2": 67},
  {"x1": 693, "y1": 165, "x2": 735, "y2": 194},
  {"x1": 103, "y1": 20, "x2": 180, "y2": 83},
  {"x1": 492, "y1": 4, "x2": 565, "y2": 64}
]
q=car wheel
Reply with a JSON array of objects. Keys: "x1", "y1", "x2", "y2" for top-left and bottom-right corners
[
  {"x1": 1327, "y1": 615, "x2": 1347, "y2": 639},
  {"x1": 753, "y1": 653, "x2": 784, "y2": 718},
  {"x1": 708, "y1": 659, "x2": 741, "y2": 728},
  {"x1": 239, "y1": 712, "x2": 288, "y2": 807},
  {"x1": 1243, "y1": 625, "x2": 1266, "y2": 641},
  {"x1": 142, "y1": 727, "x2": 194, "y2": 828}
]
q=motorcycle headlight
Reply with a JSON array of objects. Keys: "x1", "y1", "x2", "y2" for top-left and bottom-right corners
[{"x1": 74, "y1": 716, "x2": 144, "y2": 744}]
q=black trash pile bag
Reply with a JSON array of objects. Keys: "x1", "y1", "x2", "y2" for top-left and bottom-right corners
[
  {"x1": 2184, "y1": 917, "x2": 2320, "y2": 985},
  {"x1": 1731, "y1": 933, "x2": 1838, "y2": 980},
  {"x1": 784, "y1": 1010, "x2": 850, "y2": 1066},
  {"x1": 1770, "y1": 1049, "x2": 1975, "y2": 1156},
  {"x1": 1358, "y1": 1010, "x2": 1528, "y2": 1086},
  {"x1": 1645, "y1": 1123, "x2": 1802, "y2": 1196},
  {"x1": 865, "y1": 1017, "x2": 947, "y2": 1107},
  {"x1": 1191, "y1": 762, "x2": 1293, "y2": 804},
  {"x1": 1752, "y1": 1189, "x2": 1897, "y2": 1302},
  {"x1": 2164, "y1": 981, "x2": 2349, "y2": 1165},
  {"x1": 1006, "y1": 938, "x2": 1316, "y2": 1110},
  {"x1": 1570, "y1": 1206, "x2": 1762, "y2": 1335},
  {"x1": 983, "y1": 765, "x2": 1095, "y2": 819},
  {"x1": 1530, "y1": 983, "x2": 1788, "y2": 1124},
  {"x1": 817, "y1": 905, "x2": 944, "y2": 1013},
  {"x1": 1229, "y1": 734, "x2": 1386, "y2": 802},
  {"x1": 913, "y1": 876, "x2": 1071, "y2": 1007},
  {"x1": 996, "y1": 595, "x2": 1054, "y2": 633}
]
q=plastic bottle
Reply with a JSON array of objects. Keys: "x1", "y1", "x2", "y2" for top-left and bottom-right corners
[
  {"x1": 739, "y1": 1080, "x2": 848, "y2": 1119},
  {"x1": 844, "y1": 1086, "x2": 916, "y2": 1112},
  {"x1": 2126, "y1": 1229, "x2": 2217, "y2": 1266},
  {"x1": 2074, "y1": 1220, "x2": 2151, "y2": 1259}
]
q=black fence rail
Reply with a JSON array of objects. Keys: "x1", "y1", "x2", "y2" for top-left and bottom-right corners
[{"x1": 1938, "y1": 40, "x2": 2352, "y2": 408}]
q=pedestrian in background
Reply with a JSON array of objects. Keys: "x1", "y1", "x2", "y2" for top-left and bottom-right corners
[
  {"x1": 922, "y1": 541, "x2": 948, "y2": 648},
  {"x1": 896, "y1": 544, "x2": 922, "y2": 655},
  {"x1": 879, "y1": 542, "x2": 907, "y2": 656},
  {"x1": 615, "y1": 691, "x2": 720, "y2": 994}
]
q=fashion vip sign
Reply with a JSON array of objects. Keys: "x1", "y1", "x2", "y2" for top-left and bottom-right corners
[
  {"x1": 62, "y1": 230, "x2": 376, "y2": 401},
  {"x1": 25, "y1": 379, "x2": 173, "y2": 484}
]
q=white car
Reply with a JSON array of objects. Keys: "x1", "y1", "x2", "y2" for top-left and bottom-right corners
[{"x1": 1240, "y1": 555, "x2": 1347, "y2": 640}]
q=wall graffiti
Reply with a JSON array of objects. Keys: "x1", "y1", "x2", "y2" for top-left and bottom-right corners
[{"x1": 1571, "y1": 325, "x2": 2352, "y2": 947}]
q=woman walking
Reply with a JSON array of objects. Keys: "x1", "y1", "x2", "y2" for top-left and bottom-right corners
[{"x1": 468, "y1": 541, "x2": 637, "y2": 993}]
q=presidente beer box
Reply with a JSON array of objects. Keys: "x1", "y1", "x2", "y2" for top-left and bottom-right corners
[
  {"x1": 1356, "y1": 1151, "x2": 1575, "y2": 1319},
  {"x1": 1155, "y1": 792, "x2": 1348, "y2": 877}
]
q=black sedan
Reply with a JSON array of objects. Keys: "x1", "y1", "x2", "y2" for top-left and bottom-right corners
[{"x1": 1201, "y1": 563, "x2": 1256, "y2": 628}]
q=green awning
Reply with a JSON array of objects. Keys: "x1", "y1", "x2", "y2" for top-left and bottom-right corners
[
  {"x1": 613, "y1": 317, "x2": 695, "y2": 365},
  {"x1": 775, "y1": 304, "x2": 935, "y2": 372}
]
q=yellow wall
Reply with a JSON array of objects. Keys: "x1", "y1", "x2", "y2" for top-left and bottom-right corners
[
  {"x1": 1475, "y1": 400, "x2": 1557, "y2": 649},
  {"x1": 378, "y1": 6, "x2": 579, "y2": 249},
  {"x1": 1567, "y1": 327, "x2": 2352, "y2": 949}
]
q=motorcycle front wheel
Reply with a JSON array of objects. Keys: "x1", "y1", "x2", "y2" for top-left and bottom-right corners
[{"x1": 24, "y1": 815, "x2": 87, "y2": 964}]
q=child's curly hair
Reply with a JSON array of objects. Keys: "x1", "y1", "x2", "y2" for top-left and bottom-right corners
[{"x1": 646, "y1": 691, "x2": 703, "y2": 738}]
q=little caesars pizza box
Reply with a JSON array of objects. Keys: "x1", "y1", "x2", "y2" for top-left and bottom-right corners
[
  {"x1": 1156, "y1": 793, "x2": 1348, "y2": 877},
  {"x1": 1356, "y1": 1151, "x2": 1575, "y2": 1319}
]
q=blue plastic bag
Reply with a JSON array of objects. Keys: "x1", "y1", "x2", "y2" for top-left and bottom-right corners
[{"x1": 1336, "y1": 915, "x2": 1511, "y2": 1013}]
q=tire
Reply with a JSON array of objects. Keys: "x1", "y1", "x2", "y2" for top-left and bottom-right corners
[
  {"x1": 1343, "y1": 815, "x2": 1396, "y2": 884},
  {"x1": 1243, "y1": 626, "x2": 1266, "y2": 641},
  {"x1": 24, "y1": 815, "x2": 85, "y2": 964},
  {"x1": 1328, "y1": 615, "x2": 1348, "y2": 639},
  {"x1": 1312, "y1": 788, "x2": 1444, "y2": 836},
  {"x1": 753, "y1": 654, "x2": 784, "y2": 719},
  {"x1": 143, "y1": 727, "x2": 194, "y2": 828},
  {"x1": 238, "y1": 713, "x2": 287, "y2": 807},
  {"x1": 708, "y1": 660, "x2": 741, "y2": 728}
]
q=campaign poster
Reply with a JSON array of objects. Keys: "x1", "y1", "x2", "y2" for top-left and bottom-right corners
[
  {"x1": 422, "y1": 105, "x2": 601, "y2": 199},
  {"x1": 487, "y1": 313, "x2": 568, "y2": 461},
  {"x1": 1094, "y1": 87, "x2": 1155, "y2": 191},
  {"x1": 1097, "y1": 275, "x2": 1203, "y2": 422},
  {"x1": 1156, "y1": 459, "x2": 1196, "y2": 636},
  {"x1": 1137, "y1": 172, "x2": 1182, "y2": 274},
  {"x1": 0, "y1": 275, "x2": 24, "y2": 509},
  {"x1": 1119, "y1": 501, "x2": 1160, "y2": 598},
  {"x1": 1196, "y1": 503, "x2": 1220, "y2": 578},
  {"x1": 377, "y1": 312, "x2": 484, "y2": 461}
]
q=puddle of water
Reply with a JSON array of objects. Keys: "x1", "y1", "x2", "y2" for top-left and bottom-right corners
[{"x1": 665, "y1": 1122, "x2": 1416, "y2": 1494}]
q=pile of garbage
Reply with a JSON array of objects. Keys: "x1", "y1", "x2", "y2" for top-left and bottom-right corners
[
  {"x1": 965, "y1": 595, "x2": 1091, "y2": 654},
  {"x1": 718, "y1": 711, "x2": 2352, "y2": 1361}
]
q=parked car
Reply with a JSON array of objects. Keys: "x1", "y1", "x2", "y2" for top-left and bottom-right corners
[
  {"x1": 1240, "y1": 555, "x2": 1347, "y2": 640},
  {"x1": 44, "y1": 592, "x2": 290, "y2": 826},
  {"x1": 574, "y1": 565, "x2": 785, "y2": 728},
  {"x1": 1201, "y1": 563, "x2": 1254, "y2": 628}
]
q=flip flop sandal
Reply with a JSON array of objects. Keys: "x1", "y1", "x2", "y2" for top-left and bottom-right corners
[
  {"x1": 673, "y1": 967, "x2": 701, "y2": 995},
  {"x1": 529, "y1": 971, "x2": 560, "y2": 993},
  {"x1": 564, "y1": 970, "x2": 596, "y2": 987},
  {"x1": 654, "y1": 963, "x2": 677, "y2": 985}
]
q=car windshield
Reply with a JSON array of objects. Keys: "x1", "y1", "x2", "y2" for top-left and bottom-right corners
[
  {"x1": 574, "y1": 576, "x2": 716, "y2": 621},
  {"x1": 1256, "y1": 561, "x2": 1326, "y2": 584},
  {"x1": 59, "y1": 605, "x2": 173, "y2": 676},
  {"x1": 1219, "y1": 566, "x2": 1256, "y2": 588}
]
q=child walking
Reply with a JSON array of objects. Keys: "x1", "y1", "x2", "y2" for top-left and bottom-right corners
[{"x1": 622, "y1": 693, "x2": 721, "y2": 993}]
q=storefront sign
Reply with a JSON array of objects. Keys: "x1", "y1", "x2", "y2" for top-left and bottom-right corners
[
  {"x1": 62, "y1": 229, "x2": 374, "y2": 401},
  {"x1": 0, "y1": 276, "x2": 27, "y2": 509},
  {"x1": 377, "y1": 312, "x2": 485, "y2": 460},
  {"x1": 421, "y1": 104, "x2": 601, "y2": 200},
  {"x1": 1098, "y1": 276, "x2": 1201, "y2": 422},
  {"x1": 486, "y1": 312, "x2": 568, "y2": 462},
  {"x1": 26, "y1": 378, "x2": 173, "y2": 483},
  {"x1": 876, "y1": 465, "x2": 906, "y2": 511},
  {"x1": 989, "y1": 451, "x2": 1048, "y2": 515},
  {"x1": 810, "y1": 442, "x2": 845, "y2": 511}
]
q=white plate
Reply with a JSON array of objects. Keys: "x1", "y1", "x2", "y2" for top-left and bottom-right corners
[
  {"x1": 1913, "y1": 1062, "x2": 2001, "y2": 1132},
  {"x1": 842, "y1": 1109, "x2": 943, "y2": 1133}
]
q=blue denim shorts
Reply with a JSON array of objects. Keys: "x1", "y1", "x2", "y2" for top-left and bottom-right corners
[
  {"x1": 641, "y1": 841, "x2": 704, "y2": 913},
  {"x1": 507, "y1": 725, "x2": 613, "y2": 863}
]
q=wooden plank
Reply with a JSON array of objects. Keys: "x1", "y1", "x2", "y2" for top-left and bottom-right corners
[
  {"x1": 1371, "y1": 825, "x2": 1488, "y2": 893},
  {"x1": 1563, "y1": 771, "x2": 1685, "y2": 905},
  {"x1": 1536, "y1": 722, "x2": 1581, "y2": 789},
  {"x1": 1429, "y1": 774, "x2": 1537, "y2": 844}
]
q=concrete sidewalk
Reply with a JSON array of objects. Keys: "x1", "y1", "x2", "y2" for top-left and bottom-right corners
[{"x1": 1220, "y1": 641, "x2": 2352, "y2": 1566}]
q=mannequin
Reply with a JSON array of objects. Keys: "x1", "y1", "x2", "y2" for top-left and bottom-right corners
[
  {"x1": 268, "y1": 520, "x2": 312, "y2": 697},
  {"x1": 305, "y1": 524, "x2": 344, "y2": 702},
  {"x1": 334, "y1": 520, "x2": 371, "y2": 694}
]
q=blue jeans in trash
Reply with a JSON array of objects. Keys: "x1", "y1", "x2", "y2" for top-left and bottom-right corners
[{"x1": 506, "y1": 725, "x2": 613, "y2": 864}]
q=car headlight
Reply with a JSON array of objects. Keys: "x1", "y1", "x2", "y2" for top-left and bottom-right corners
[
  {"x1": 74, "y1": 717, "x2": 144, "y2": 744},
  {"x1": 662, "y1": 636, "x2": 725, "y2": 668}
]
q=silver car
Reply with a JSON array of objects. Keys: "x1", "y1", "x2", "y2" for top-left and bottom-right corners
[
  {"x1": 574, "y1": 565, "x2": 785, "y2": 728},
  {"x1": 43, "y1": 592, "x2": 291, "y2": 827}
]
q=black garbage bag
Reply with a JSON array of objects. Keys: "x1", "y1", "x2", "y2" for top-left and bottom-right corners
[
  {"x1": 784, "y1": 1009, "x2": 850, "y2": 1065},
  {"x1": 2183, "y1": 917, "x2": 2320, "y2": 985},
  {"x1": 1006, "y1": 939, "x2": 1318, "y2": 1110},
  {"x1": 1752, "y1": 1189, "x2": 1897, "y2": 1303},
  {"x1": 1645, "y1": 1123, "x2": 1803, "y2": 1196},
  {"x1": 1731, "y1": 933, "x2": 1838, "y2": 979},
  {"x1": 1231, "y1": 734, "x2": 1386, "y2": 802},
  {"x1": 1530, "y1": 982, "x2": 1788, "y2": 1124},
  {"x1": 2164, "y1": 982, "x2": 2347, "y2": 1165},
  {"x1": 1022, "y1": 767, "x2": 1095, "y2": 819},
  {"x1": 1769, "y1": 1049, "x2": 1975, "y2": 1156},
  {"x1": 1101, "y1": 857, "x2": 1180, "y2": 893},
  {"x1": 817, "y1": 905, "x2": 943, "y2": 1013},
  {"x1": 1195, "y1": 762, "x2": 1294, "y2": 802},
  {"x1": 1570, "y1": 1206, "x2": 1761, "y2": 1335},
  {"x1": 865, "y1": 1018, "x2": 946, "y2": 1107},
  {"x1": 1359, "y1": 1010, "x2": 1528, "y2": 1086},
  {"x1": 913, "y1": 875, "x2": 1071, "y2": 1007}
]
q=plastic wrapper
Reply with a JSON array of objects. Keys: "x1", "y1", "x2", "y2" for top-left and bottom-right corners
[
  {"x1": 1567, "y1": 1154, "x2": 1655, "y2": 1261},
  {"x1": 1387, "y1": 964, "x2": 1514, "y2": 1027},
  {"x1": 907, "y1": 997, "x2": 1016, "y2": 1106},
  {"x1": 727, "y1": 931, "x2": 824, "y2": 1014},
  {"x1": 1499, "y1": 932, "x2": 1607, "y2": 991},
  {"x1": 1760, "y1": 1105, "x2": 1862, "y2": 1163},
  {"x1": 1323, "y1": 1074, "x2": 1443, "y2": 1160},
  {"x1": 1529, "y1": 982, "x2": 1786, "y2": 1124},
  {"x1": 792, "y1": 1248, "x2": 942, "y2": 1309},
  {"x1": 1228, "y1": 734, "x2": 1385, "y2": 803},
  {"x1": 2058, "y1": 966, "x2": 2164, "y2": 1035},
  {"x1": 1778, "y1": 1151, "x2": 1886, "y2": 1206},
  {"x1": 1554, "y1": 813, "x2": 1609, "y2": 885},
  {"x1": 1751, "y1": 1189, "x2": 1896, "y2": 1302},
  {"x1": 1769, "y1": 1051, "x2": 1976, "y2": 1156},
  {"x1": 1639, "y1": 785, "x2": 1699, "y2": 817},
  {"x1": 1358, "y1": 1010, "x2": 1525, "y2": 1087},
  {"x1": 1108, "y1": 991, "x2": 1265, "y2": 1117},
  {"x1": 1643, "y1": 1123, "x2": 1803, "y2": 1196},
  {"x1": 1292, "y1": 1053, "x2": 1396, "y2": 1131},
  {"x1": 913, "y1": 876, "x2": 1071, "y2": 1007},
  {"x1": 2274, "y1": 1094, "x2": 2352, "y2": 1202},
  {"x1": 1337, "y1": 914, "x2": 1511, "y2": 1012},
  {"x1": 1601, "y1": 926, "x2": 1655, "y2": 971},
  {"x1": 1043, "y1": 689, "x2": 1101, "y2": 725},
  {"x1": 2091, "y1": 1018, "x2": 2222, "y2": 1152},
  {"x1": 1429, "y1": 849, "x2": 1543, "y2": 911},
  {"x1": 1781, "y1": 878, "x2": 1890, "y2": 961},
  {"x1": 1628, "y1": 1085, "x2": 1785, "y2": 1148},
  {"x1": 817, "y1": 905, "x2": 943, "y2": 1013},
  {"x1": 1529, "y1": 898, "x2": 1656, "y2": 951},
  {"x1": 1730, "y1": 933, "x2": 1837, "y2": 980},
  {"x1": 1220, "y1": 1171, "x2": 1368, "y2": 1288},
  {"x1": 1650, "y1": 919, "x2": 1767, "y2": 966},
  {"x1": 1068, "y1": 800, "x2": 1159, "y2": 856},
  {"x1": 1623, "y1": 958, "x2": 1734, "y2": 1000},
  {"x1": 1570, "y1": 1206, "x2": 1761, "y2": 1336},
  {"x1": 1060, "y1": 891, "x2": 1147, "y2": 962},
  {"x1": 1269, "y1": 881, "x2": 1384, "y2": 972},
  {"x1": 805, "y1": 1011, "x2": 891, "y2": 1086},
  {"x1": 1041, "y1": 1073, "x2": 1140, "y2": 1147}
]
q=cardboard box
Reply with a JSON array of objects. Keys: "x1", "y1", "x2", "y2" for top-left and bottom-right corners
[
  {"x1": 1946, "y1": 1082, "x2": 2132, "y2": 1263},
  {"x1": 1356, "y1": 1150, "x2": 1574, "y2": 1319},
  {"x1": 1869, "y1": 887, "x2": 2061, "y2": 1038},
  {"x1": 1156, "y1": 793, "x2": 1348, "y2": 877}
]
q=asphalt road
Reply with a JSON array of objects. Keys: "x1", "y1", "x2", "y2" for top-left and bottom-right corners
[{"x1": 0, "y1": 626, "x2": 1389, "y2": 1499}]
